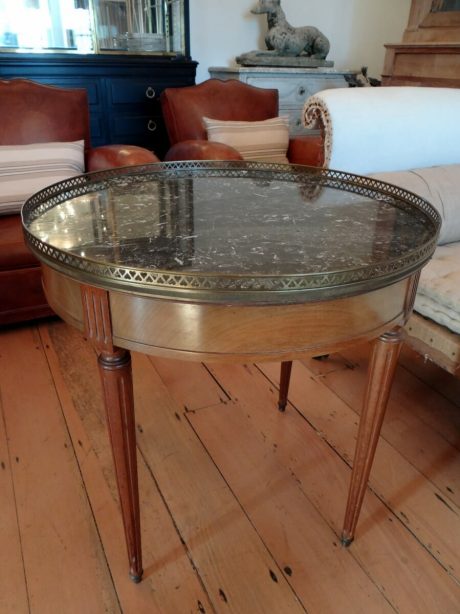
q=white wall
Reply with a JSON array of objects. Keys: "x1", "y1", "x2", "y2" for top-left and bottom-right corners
[{"x1": 189, "y1": 0, "x2": 411, "y2": 83}]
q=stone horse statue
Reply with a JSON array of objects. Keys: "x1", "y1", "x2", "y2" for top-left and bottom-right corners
[{"x1": 237, "y1": 0, "x2": 331, "y2": 66}]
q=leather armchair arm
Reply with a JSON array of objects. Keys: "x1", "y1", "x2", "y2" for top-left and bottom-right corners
[
  {"x1": 164, "y1": 140, "x2": 243, "y2": 162},
  {"x1": 86, "y1": 144, "x2": 159, "y2": 172},
  {"x1": 287, "y1": 135, "x2": 324, "y2": 167}
]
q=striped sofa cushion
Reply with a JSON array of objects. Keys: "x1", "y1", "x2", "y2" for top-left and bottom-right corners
[
  {"x1": 0, "y1": 140, "x2": 85, "y2": 215},
  {"x1": 203, "y1": 116, "x2": 290, "y2": 164}
]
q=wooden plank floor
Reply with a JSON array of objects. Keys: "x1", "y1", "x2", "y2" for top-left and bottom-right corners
[{"x1": 1, "y1": 318, "x2": 459, "y2": 614}]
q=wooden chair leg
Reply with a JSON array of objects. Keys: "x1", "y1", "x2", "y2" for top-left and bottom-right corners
[
  {"x1": 278, "y1": 360, "x2": 293, "y2": 411},
  {"x1": 341, "y1": 328, "x2": 404, "y2": 546},
  {"x1": 98, "y1": 347, "x2": 143, "y2": 582}
]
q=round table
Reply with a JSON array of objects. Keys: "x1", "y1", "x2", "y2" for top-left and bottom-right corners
[{"x1": 22, "y1": 161, "x2": 440, "y2": 582}]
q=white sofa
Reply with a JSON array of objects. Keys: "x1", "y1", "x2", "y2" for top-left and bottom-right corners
[{"x1": 303, "y1": 86, "x2": 460, "y2": 375}]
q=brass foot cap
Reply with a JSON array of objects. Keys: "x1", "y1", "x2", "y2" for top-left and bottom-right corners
[
  {"x1": 341, "y1": 534, "x2": 354, "y2": 547},
  {"x1": 129, "y1": 570, "x2": 143, "y2": 584}
]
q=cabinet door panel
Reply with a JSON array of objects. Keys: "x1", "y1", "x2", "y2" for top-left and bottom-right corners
[{"x1": 89, "y1": 116, "x2": 105, "y2": 145}]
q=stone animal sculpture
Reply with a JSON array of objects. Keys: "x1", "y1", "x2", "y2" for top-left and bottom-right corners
[{"x1": 252, "y1": 0, "x2": 330, "y2": 58}]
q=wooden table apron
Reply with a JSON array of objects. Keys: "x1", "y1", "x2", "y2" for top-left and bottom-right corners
[{"x1": 41, "y1": 262, "x2": 418, "y2": 582}]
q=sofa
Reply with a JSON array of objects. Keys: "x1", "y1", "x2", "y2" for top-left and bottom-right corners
[
  {"x1": 0, "y1": 79, "x2": 159, "y2": 326},
  {"x1": 301, "y1": 86, "x2": 460, "y2": 376}
]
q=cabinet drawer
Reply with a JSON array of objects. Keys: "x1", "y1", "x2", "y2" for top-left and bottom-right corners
[
  {"x1": 110, "y1": 114, "x2": 168, "y2": 154},
  {"x1": 281, "y1": 107, "x2": 315, "y2": 136},
  {"x1": 245, "y1": 76, "x2": 308, "y2": 104},
  {"x1": 111, "y1": 114, "x2": 162, "y2": 136},
  {"x1": 246, "y1": 75, "x2": 349, "y2": 105},
  {"x1": 107, "y1": 78, "x2": 164, "y2": 106},
  {"x1": 285, "y1": 109, "x2": 305, "y2": 134}
]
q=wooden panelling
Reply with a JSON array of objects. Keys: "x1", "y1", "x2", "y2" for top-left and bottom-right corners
[
  {"x1": 382, "y1": 1, "x2": 460, "y2": 86},
  {"x1": 382, "y1": 43, "x2": 460, "y2": 87}
]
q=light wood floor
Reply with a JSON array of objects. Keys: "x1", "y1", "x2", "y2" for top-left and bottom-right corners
[{"x1": 1, "y1": 318, "x2": 459, "y2": 614}]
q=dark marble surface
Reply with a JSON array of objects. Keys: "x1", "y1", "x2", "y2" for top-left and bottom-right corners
[
  {"x1": 23, "y1": 163, "x2": 440, "y2": 300},
  {"x1": 28, "y1": 177, "x2": 434, "y2": 273}
]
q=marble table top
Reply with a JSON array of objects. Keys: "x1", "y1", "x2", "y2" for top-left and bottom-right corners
[{"x1": 22, "y1": 161, "x2": 440, "y2": 304}]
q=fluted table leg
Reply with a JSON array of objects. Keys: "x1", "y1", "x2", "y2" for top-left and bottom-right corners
[
  {"x1": 341, "y1": 328, "x2": 404, "y2": 546},
  {"x1": 98, "y1": 347, "x2": 143, "y2": 582},
  {"x1": 81, "y1": 284, "x2": 142, "y2": 582}
]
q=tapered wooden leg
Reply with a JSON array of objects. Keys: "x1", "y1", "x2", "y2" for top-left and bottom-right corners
[
  {"x1": 341, "y1": 328, "x2": 404, "y2": 546},
  {"x1": 98, "y1": 347, "x2": 143, "y2": 582},
  {"x1": 278, "y1": 360, "x2": 293, "y2": 411}
]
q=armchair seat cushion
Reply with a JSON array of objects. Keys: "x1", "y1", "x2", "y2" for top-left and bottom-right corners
[{"x1": 415, "y1": 243, "x2": 460, "y2": 334}]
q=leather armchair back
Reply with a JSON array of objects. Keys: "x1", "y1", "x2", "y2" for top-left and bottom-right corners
[
  {"x1": 0, "y1": 79, "x2": 91, "y2": 153},
  {"x1": 161, "y1": 79, "x2": 279, "y2": 145}
]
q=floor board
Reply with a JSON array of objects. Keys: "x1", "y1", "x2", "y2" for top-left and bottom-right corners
[
  {"x1": 211, "y1": 361, "x2": 460, "y2": 614},
  {"x1": 1, "y1": 319, "x2": 459, "y2": 613},
  {"x1": 258, "y1": 360, "x2": 460, "y2": 581},
  {"x1": 0, "y1": 383, "x2": 29, "y2": 614},
  {"x1": 0, "y1": 326, "x2": 120, "y2": 614},
  {"x1": 41, "y1": 324, "x2": 214, "y2": 614},
  {"x1": 188, "y1": 400, "x2": 393, "y2": 613}
]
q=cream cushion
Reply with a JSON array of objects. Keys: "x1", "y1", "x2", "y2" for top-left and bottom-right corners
[
  {"x1": 414, "y1": 243, "x2": 460, "y2": 334},
  {"x1": 370, "y1": 164, "x2": 460, "y2": 245},
  {"x1": 0, "y1": 140, "x2": 85, "y2": 215},
  {"x1": 203, "y1": 116, "x2": 290, "y2": 164}
]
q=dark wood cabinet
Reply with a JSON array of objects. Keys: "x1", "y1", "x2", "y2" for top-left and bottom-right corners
[{"x1": 0, "y1": 53, "x2": 197, "y2": 158}]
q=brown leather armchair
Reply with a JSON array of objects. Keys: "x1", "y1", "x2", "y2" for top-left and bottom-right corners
[
  {"x1": 160, "y1": 79, "x2": 323, "y2": 165},
  {"x1": 0, "y1": 79, "x2": 159, "y2": 326}
]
